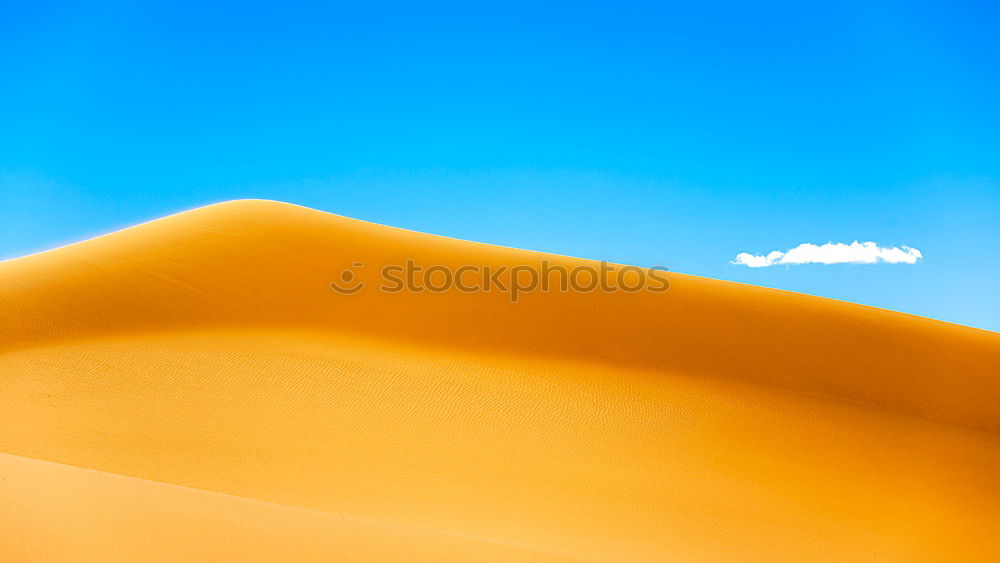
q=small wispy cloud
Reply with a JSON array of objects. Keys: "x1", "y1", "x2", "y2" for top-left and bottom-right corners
[{"x1": 732, "y1": 241, "x2": 923, "y2": 268}]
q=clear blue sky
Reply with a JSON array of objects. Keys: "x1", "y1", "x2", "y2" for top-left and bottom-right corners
[{"x1": 2, "y1": 1, "x2": 998, "y2": 331}]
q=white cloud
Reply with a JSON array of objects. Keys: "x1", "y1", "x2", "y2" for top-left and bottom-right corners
[{"x1": 732, "y1": 242, "x2": 922, "y2": 268}]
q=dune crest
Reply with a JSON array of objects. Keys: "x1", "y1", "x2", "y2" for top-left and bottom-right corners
[{"x1": 2, "y1": 199, "x2": 999, "y2": 561}]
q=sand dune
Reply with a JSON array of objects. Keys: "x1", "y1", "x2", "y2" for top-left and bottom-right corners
[{"x1": 2, "y1": 199, "x2": 999, "y2": 561}]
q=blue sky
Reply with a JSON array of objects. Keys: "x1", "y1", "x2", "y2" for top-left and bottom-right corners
[{"x1": 2, "y1": 1, "x2": 998, "y2": 331}]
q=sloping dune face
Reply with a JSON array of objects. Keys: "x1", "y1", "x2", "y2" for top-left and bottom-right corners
[{"x1": 2, "y1": 200, "x2": 998, "y2": 561}]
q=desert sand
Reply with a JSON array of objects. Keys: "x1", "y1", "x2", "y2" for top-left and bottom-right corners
[{"x1": 2, "y1": 199, "x2": 998, "y2": 561}]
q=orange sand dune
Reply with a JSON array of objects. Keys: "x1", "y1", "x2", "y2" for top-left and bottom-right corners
[{"x1": 2, "y1": 199, "x2": 999, "y2": 561}]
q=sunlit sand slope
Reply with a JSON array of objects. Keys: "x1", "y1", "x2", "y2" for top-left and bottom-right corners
[
  {"x1": 0, "y1": 452, "x2": 572, "y2": 562},
  {"x1": 2, "y1": 200, "x2": 999, "y2": 561}
]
